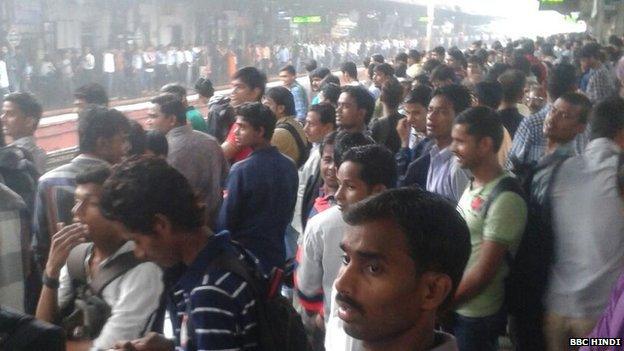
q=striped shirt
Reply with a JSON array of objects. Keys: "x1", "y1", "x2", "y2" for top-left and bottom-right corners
[
  {"x1": 32, "y1": 154, "x2": 109, "y2": 268},
  {"x1": 0, "y1": 184, "x2": 28, "y2": 312},
  {"x1": 169, "y1": 231, "x2": 260, "y2": 351}
]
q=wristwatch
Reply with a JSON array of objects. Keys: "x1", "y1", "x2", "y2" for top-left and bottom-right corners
[{"x1": 42, "y1": 273, "x2": 60, "y2": 289}]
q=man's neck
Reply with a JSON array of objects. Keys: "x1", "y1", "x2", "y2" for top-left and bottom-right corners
[
  {"x1": 499, "y1": 101, "x2": 516, "y2": 110},
  {"x1": 434, "y1": 136, "x2": 452, "y2": 150},
  {"x1": 546, "y1": 138, "x2": 569, "y2": 156},
  {"x1": 92, "y1": 237, "x2": 126, "y2": 260},
  {"x1": 179, "y1": 228, "x2": 214, "y2": 266},
  {"x1": 343, "y1": 124, "x2": 366, "y2": 134},
  {"x1": 363, "y1": 321, "x2": 436, "y2": 351},
  {"x1": 471, "y1": 159, "x2": 504, "y2": 188},
  {"x1": 251, "y1": 140, "x2": 272, "y2": 151}
]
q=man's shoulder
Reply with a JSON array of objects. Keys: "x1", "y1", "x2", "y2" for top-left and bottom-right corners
[{"x1": 306, "y1": 206, "x2": 343, "y2": 232}]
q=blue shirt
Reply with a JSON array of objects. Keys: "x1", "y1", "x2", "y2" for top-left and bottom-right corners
[
  {"x1": 217, "y1": 146, "x2": 298, "y2": 271},
  {"x1": 288, "y1": 82, "x2": 308, "y2": 121},
  {"x1": 426, "y1": 144, "x2": 470, "y2": 203},
  {"x1": 169, "y1": 231, "x2": 260, "y2": 351}
]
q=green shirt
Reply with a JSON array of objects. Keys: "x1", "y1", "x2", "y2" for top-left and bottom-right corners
[
  {"x1": 455, "y1": 173, "x2": 527, "y2": 318},
  {"x1": 186, "y1": 106, "x2": 208, "y2": 133}
]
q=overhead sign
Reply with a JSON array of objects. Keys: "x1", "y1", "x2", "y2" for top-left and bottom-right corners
[
  {"x1": 539, "y1": 0, "x2": 580, "y2": 14},
  {"x1": 293, "y1": 16, "x2": 322, "y2": 24}
]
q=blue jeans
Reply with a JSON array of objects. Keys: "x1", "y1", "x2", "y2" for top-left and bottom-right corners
[{"x1": 452, "y1": 309, "x2": 506, "y2": 351}]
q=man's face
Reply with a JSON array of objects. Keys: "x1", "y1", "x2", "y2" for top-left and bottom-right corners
[
  {"x1": 99, "y1": 131, "x2": 130, "y2": 165},
  {"x1": 234, "y1": 116, "x2": 263, "y2": 148},
  {"x1": 1, "y1": 101, "x2": 35, "y2": 139},
  {"x1": 230, "y1": 78, "x2": 259, "y2": 107},
  {"x1": 372, "y1": 71, "x2": 387, "y2": 88},
  {"x1": 73, "y1": 98, "x2": 88, "y2": 114},
  {"x1": 426, "y1": 95, "x2": 455, "y2": 141},
  {"x1": 336, "y1": 92, "x2": 364, "y2": 132},
  {"x1": 580, "y1": 57, "x2": 592, "y2": 72},
  {"x1": 146, "y1": 103, "x2": 175, "y2": 134},
  {"x1": 404, "y1": 102, "x2": 427, "y2": 134},
  {"x1": 334, "y1": 219, "x2": 424, "y2": 343},
  {"x1": 335, "y1": 161, "x2": 372, "y2": 212},
  {"x1": 451, "y1": 123, "x2": 483, "y2": 170},
  {"x1": 467, "y1": 63, "x2": 482, "y2": 78},
  {"x1": 320, "y1": 143, "x2": 338, "y2": 189},
  {"x1": 279, "y1": 70, "x2": 296, "y2": 87},
  {"x1": 304, "y1": 110, "x2": 332, "y2": 143},
  {"x1": 311, "y1": 77, "x2": 323, "y2": 92},
  {"x1": 543, "y1": 98, "x2": 585, "y2": 144},
  {"x1": 126, "y1": 225, "x2": 178, "y2": 268},
  {"x1": 262, "y1": 96, "x2": 282, "y2": 118},
  {"x1": 72, "y1": 183, "x2": 112, "y2": 242}
]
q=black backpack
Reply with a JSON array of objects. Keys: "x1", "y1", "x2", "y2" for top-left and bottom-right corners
[
  {"x1": 61, "y1": 243, "x2": 141, "y2": 340},
  {"x1": 0, "y1": 145, "x2": 39, "y2": 216},
  {"x1": 206, "y1": 95, "x2": 236, "y2": 143},
  {"x1": 0, "y1": 307, "x2": 65, "y2": 351},
  {"x1": 187, "y1": 244, "x2": 310, "y2": 351},
  {"x1": 276, "y1": 122, "x2": 310, "y2": 169}
]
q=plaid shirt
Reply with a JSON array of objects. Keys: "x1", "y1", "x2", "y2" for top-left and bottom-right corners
[
  {"x1": 585, "y1": 64, "x2": 618, "y2": 103},
  {"x1": 289, "y1": 81, "x2": 309, "y2": 122},
  {"x1": 506, "y1": 104, "x2": 589, "y2": 170}
]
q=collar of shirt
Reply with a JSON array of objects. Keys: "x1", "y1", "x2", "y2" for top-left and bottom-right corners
[
  {"x1": 73, "y1": 153, "x2": 108, "y2": 165},
  {"x1": 9, "y1": 136, "x2": 37, "y2": 148},
  {"x1": 429, "y1": 144, "x2": 452, "y2": 162},
  {"x1": 586, "y1": 137, "x2": 622, "y2": 154},
  {"x1": 166, "y1": 124, "x2": 193, "y2": 139},
  {"x1": 276, "y1": 116, "x2": 297, "y2": 125},
  {"x1": 175, "y1": 231, "x2": 232, "y2": 292},
  {"x1": 250, "y1": 145, "x2": 279, "y2": 157}
]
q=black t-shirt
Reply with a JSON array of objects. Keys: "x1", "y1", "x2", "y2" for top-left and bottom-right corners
[{"x1": 497, "y1": 108, "x2": 524, "y2": 138}]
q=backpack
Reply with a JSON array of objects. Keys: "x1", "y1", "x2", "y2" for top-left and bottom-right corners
[
  {"x1": 187, "y1": 243, "x2": 310, "y2": 351},
  {"x1": 206, "y1": 95, "x2": 236, "y2": 143},
  {"x1": 276, "y1": 121, "x2": 310, "y2": 169},
  {"x1": 0, "y1": 145, "x2": 39, "y2": 216},
  {"x1": 60, "y1": 243, "x2": 141, "y2": 340}
]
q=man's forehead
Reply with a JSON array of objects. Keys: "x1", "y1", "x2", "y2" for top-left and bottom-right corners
[
  {"x1": 342, "y1": 220, "x2": 408, "y2": 257},
  {"x1": 75, "y1": 183, "x2": 102, "y2": 197}
]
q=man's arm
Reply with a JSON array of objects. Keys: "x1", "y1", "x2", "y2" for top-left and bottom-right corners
[
  {"x1": 216, "y1": 167, "x2": 243, "y2": 233},
  {"x1": 295, "y1": 220, "x2": 325, "y2": 315},
  {"x1": 505, "y1": 117, "x2": 533, "y2": 170},
  {"x1": 36, "y1": 224, "x2": 87, "y2": 323},
  {"x1": 453, "y1": 240, "x2": 508, "y2": 306}
]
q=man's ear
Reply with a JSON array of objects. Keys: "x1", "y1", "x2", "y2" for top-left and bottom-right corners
[
  {"x1": 95, "y1": 136, "x2": 110, "y2": 156},
  {"x1": 253, "y1": 87, "x2": 263, "y2": 101},
  {"x1": 418, "y1": 272, "x2": 453, "y2": 311},
  {"x1": 371, "y1": 183, "x2": 387, "y2": 195},
  {"x1": 478, "y1": 136, "x2": 494, "y2": 154},
  {"x1": 152, "y1": 214, "x2": 172, "y2": 237},
  {"x1": 277, "y1": 104, "x2": 286, "y2": 117}
]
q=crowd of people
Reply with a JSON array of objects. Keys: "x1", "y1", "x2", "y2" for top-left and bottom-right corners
[
  {"x1": 0, "y1": 37, "x2": 427, "y2": 110},
  {"x1": 3, "y1": 31, "x2": 624, "y2": 351}
]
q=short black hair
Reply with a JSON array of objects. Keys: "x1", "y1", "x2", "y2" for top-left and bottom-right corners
[
  {"x1": 3, "y1": 92, "x2": 43, "y2": 127},
  {"x1": 279, "y1": 64, "x2": 296, "y2": 76},
  {"x1": 341, "y1": 61, "x2": 358, "y2": 80},
  {"x1": 454, "y1": 106, "x2": 504, "y2": 152},
  {"x1": 305, "y1": 59, "x2": 318, "y2": 73},
  {"x1": 371, "y1": 53, "x2": 385, "y2": 63},
  {"x1": 160, "y1": 83, "x2": 187, "y2": 100},
  {"x1": 547, "y1": 63, "x2": 577, "y2": 101},
  {"x1": 321, "y1": 74, "x2": 341, "y2": 86},
  {"x1": 447, "y1": 48, "x2": 467, "y2": 68},
  {"x1": 194, "y1": 77, "x2": 214, "y2": 99},
  {"x1": 266, "y1": 86, "x2": 296, "y2": 116},
  {"x1": 373, "y1": 63, "x2": 395, "y2": 77},
  {"x1": 341, "y1": 144, "x2": 397, "y2": 189},
  {"x1": 474, "y1": 81, "x2": 503, "y2": 110},
  {"x1": 233, "y1": 66, "x2": 267, "y2": 97},
  {"x1": 100, "y1": 156, "x2": 204, "y2": 234},
  {"x1": 431, "y1": 65, "x2": 456, "y2": 83},
  {"x1": 309, "y1": 103, "x2": 336, "y2": 127},
  {"x1": 498, "y1": 69, "x2": 526, "y2": 104},
  {"x1": 558, "y1": 92, "x2": 592, "y2": 124},
  {"x1": 333, "y1": 131, "x2": 374, "y2": 167},
  {"x1": 395, "y1": 52, "x2": 408, "y2": 64},
  {"x1": 145, "y1": 131, "x2": 169, "y2": 157},
  {"x1": 422, "y1": 59, "x2": 442, "y2": 74},
  {"x1": 343, "y1": 188, "x2": 471, "y2": 311},
  {"x1": 591, "y1": 96, "x2": 624, "y2": 140},
  {"x1": 235, "y1": 102, "x2": 276, "y2": 140},
  {"x1": 320, "y1": 82, "x2": 341, "y2": 106},
  {"x1": 76, "y1": 165, "x2": 112, "y2": 186},
  {"x1": 78, "y1": 106, "x2": 131, "y2": 154},
  {"x1": 341, "y1": 85, "x2": 376, "y2": 125},
  {"x1": 319, "y1": 130, "x2": 338, "y2": 157},
  {"x1": 310, "y1": 67, "x2": 331, "y2": 80},
  {"x1": 485, "y1": 63, "x2": 511, "y2": 82},
  {"x1": 151, "y1": 93, "x2": 187, "y2": 125},
  {"x1": 128, "y1": 120, "x2": 146, "y2": 156},
  {"x1": 394, "y1": 62, "x2": 407, "y2": 78},
  {"x1": 380, "y1": 78, "x2": 404, "y2": 111},
  {"x1": 408, "y1": 49, "x2": 422, "y2": 62},
  {"x1": 404, "y1": 84, "x2": 432, "y2": 107},
  {"x1": 74, "y1": 83, "x2": 109, "y2": 106},
  {"x1": 431, "y1": 84, "x2": 472, "y2": 115},
  {"x1": 579, "y1": 42, "x2": 602, "y2": 59},
  {"x1": 432, "y1": 46, "x2": 445, "y2": 57}
]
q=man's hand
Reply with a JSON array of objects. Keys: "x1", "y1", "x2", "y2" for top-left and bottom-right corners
[
  {"x1": 111, "y1": 333, "x2": 175, "y2": 351},
  {"x1": 396, "y1": 117, "x2": 411, "y2": 148},
  {"x1": 45, "y1": 223, "x2": 88, "y2": 279}
]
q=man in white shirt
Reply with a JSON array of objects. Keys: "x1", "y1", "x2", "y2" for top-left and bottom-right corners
[{"x1": 35, "y1": 165, "x2": 163, "y2": 350}]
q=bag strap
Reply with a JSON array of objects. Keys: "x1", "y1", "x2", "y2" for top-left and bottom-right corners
[
  {"x1": 89, "y1": 251, "x2": 141, "y2": 295},
  {"x1": 66, "y1": 243, "x2": 92, "y2": 287},
  {"x1": 482, "y1": 176, "x2": 525, "y2": 218},
  {"x1": 277, "y1": 122, "x2": 308, "y2": 167}
]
